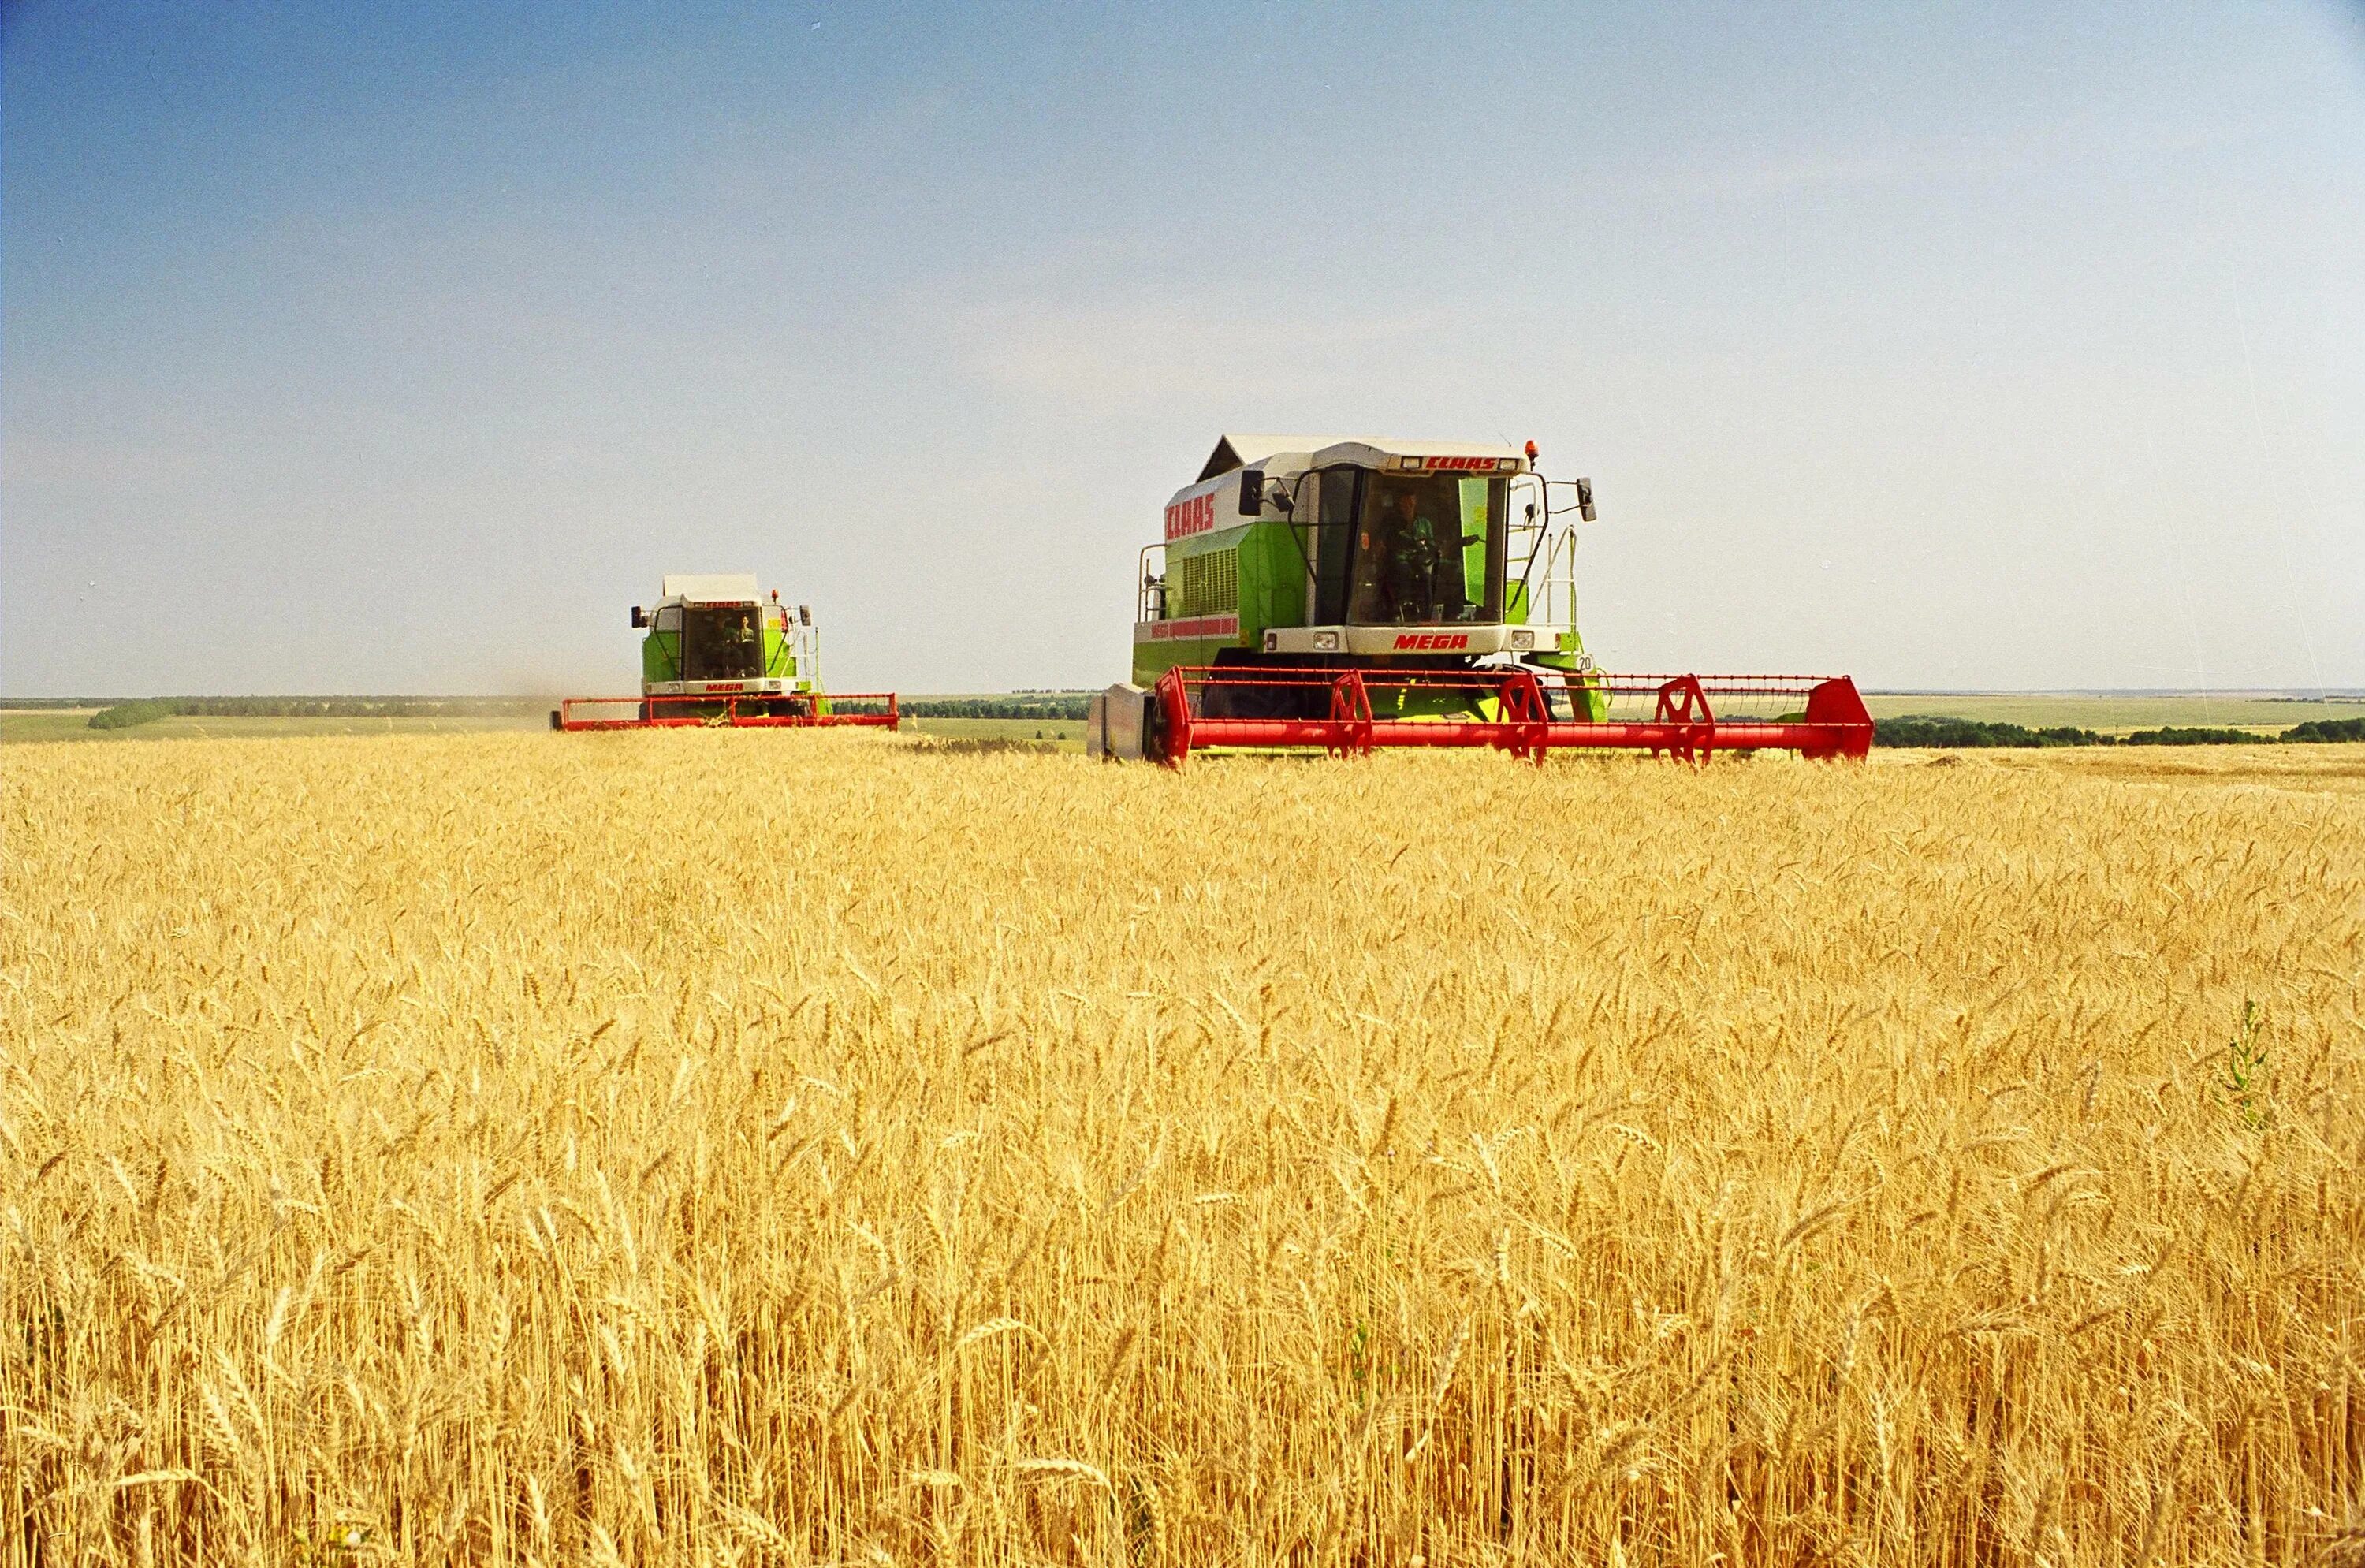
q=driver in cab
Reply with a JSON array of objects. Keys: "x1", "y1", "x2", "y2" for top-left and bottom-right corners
[
  {"x1": 1351, "y1": 485, "x2": 1443, "y2": 622},
  {"x1": 1351, "y1": 486, "x2": 1428, "y2": 621}
]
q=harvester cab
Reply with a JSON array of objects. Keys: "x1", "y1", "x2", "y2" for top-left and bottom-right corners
[
  {"x1": 1131, "y1": 434, "x2": 1581, "y2": 679},
  {"x1": 1092, "y1": 434, "x2": 1872, "y2": 764},
  {"x1": 551, "y1": 573, "x2": 899, "y2": 732}
]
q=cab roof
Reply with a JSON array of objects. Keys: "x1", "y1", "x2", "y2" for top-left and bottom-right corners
[
  {"x1": 658, "y1": 573, "x2": 762, "y2": 606},
  {"x1": 1197, "y1": 433, "x2": 1526, "y2": 482}
]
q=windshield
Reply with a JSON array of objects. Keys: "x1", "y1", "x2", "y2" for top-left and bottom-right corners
[
  {"x1": 680, "y1": 604, "x2": 765, "y2": 680},
  {"x1": 1346, "y1": 473, "x2": 1506, "y2": 624}
]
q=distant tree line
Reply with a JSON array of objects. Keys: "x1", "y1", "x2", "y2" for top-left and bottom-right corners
[
  {"x1": 902, "y1": 697, "x2": 1091, "y2": 721},
  {"x1": 87, "y1": 699, "x2": 184, "y2": 730},
  {"x1": 1873, "y1": 714, "x2": 2365, "y2": 749},
  {"x1": 2281, "y1": 717, "x2": 2365, "y2": 743},
  {"x1": 1873, "y1": 717, "x2": 2108, "y2": 749}
]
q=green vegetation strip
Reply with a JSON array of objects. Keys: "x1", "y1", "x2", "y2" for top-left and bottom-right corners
[
  {"x1": 1875, "y1": 716, "x2": 2106, "y2": 749},
  {"x1": 2122, "y1": 726, "x2": 2263, "y2": 747},
  {"x1": 1874, "y1": 713, "x2": 2365, "y2": 749},
  {"x1": 87, "y1": 699, "x2": 182, "y2": 730},
  {"x1": 902, "y1": 696, "x2": 1092, "y2": 720},
  {"x1": 2283, "y1": 717, "x2": 2365, "y2": 743}
]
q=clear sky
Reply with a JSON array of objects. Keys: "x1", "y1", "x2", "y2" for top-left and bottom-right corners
[{"x1": 6, "y1": 1, "x2": 2362, "y2": 696}]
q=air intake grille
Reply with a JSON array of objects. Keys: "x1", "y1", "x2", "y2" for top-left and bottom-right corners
[{"x1": 1171, "y1": 549, "x2": 1238, "y2": 617}]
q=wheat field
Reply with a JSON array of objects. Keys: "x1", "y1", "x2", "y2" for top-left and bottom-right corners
[{"x1": 4, "y1": 732, "x2": 2362, "y2": 1566}]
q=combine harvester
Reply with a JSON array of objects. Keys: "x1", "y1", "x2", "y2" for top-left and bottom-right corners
[
  {"x1": 552, "y1": 574, "x2": 898, "y2": 732},
  {"x1": 1089, "y1": 434, "x2": 1871, "y2": 765}
]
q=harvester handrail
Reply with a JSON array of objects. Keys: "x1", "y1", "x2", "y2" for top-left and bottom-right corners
[{"x1": 1137, "y1": 543, "x2": 1168, "y2": 624}]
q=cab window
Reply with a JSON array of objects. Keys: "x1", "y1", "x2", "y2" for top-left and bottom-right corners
[
  {"x1": 680, "y1": 605, "x2": 764, "y2": 680},
  {"x1": 1346, "y1": 473, "x2": 1505, "y2": 624},
  {"x1": 1312, "y1": 468, "x2": 1358, "y2": 625}
]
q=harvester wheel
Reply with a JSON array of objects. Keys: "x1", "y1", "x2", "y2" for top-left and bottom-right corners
[{"x1": 1142, "y1": 686, "x2": 1172, "y2": 765}]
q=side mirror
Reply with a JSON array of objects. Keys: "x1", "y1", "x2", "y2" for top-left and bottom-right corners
[
  {"x1": 799, "y1": 605, "x2": 812, "y2": 626},
  {"x1": 1525, "y1": 502, "x2": 1538, "y2": 523},
  {"x1": 1238, "y1": 468, "x2": 1264, "y2": 516},
  {"x1": 1575, "y1": 478, "x2": 1596, "y2": 523},
  {"x1": 631, "y1": 605, "x2": 647, "y2": 628}
]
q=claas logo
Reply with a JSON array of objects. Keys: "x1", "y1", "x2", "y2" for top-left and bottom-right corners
[
  {"x1": 1394, "y1": 632, "x2": 1470, "y2": 650},
  {"x1": 1427, "y1": 456, "x2": 1497, "y2": 471},
  {"x1": 1164, "y1": 493, "x2": 1218, "y2": 539}
]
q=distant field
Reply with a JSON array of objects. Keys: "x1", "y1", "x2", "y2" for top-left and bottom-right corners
[
  {"x1": 902, "y1": 715, "x2": 1085, "y2": 750},
  {"x1": 0, "y1": 710, "x2": 549, "y2": 743},
  {"x1": 2, "y1": 707, "x2": 1089, "y2": 750},
  {"x1": 1861, "y1": 691, "x2": 2365, "y2": 736}
]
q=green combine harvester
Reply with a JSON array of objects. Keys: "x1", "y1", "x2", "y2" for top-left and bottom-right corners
[
  {"x1": 552, "y1": 574, "x2": 898, "y2": 731},
  {"x1": 1091, "y1": 434, "x2": 1871, "y2": 764}
]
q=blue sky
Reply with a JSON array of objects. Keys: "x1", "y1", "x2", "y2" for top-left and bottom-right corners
[{"x1": 6, "y1": 1, "x2": 2362, "y2": 695}]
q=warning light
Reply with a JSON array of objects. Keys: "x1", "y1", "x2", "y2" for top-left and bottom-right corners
[{"x1": 1524, "y1": 439, "x2": 1539, "y2": 462}]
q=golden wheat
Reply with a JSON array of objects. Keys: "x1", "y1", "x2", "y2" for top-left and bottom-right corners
[{"x1": 3, "y1": 732, "x2": 2361, "y2": 1565}]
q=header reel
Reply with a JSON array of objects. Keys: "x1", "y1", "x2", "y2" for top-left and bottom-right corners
[{"x1": 1092, "y1": 667, "x2": 1873, "y2": 766}]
